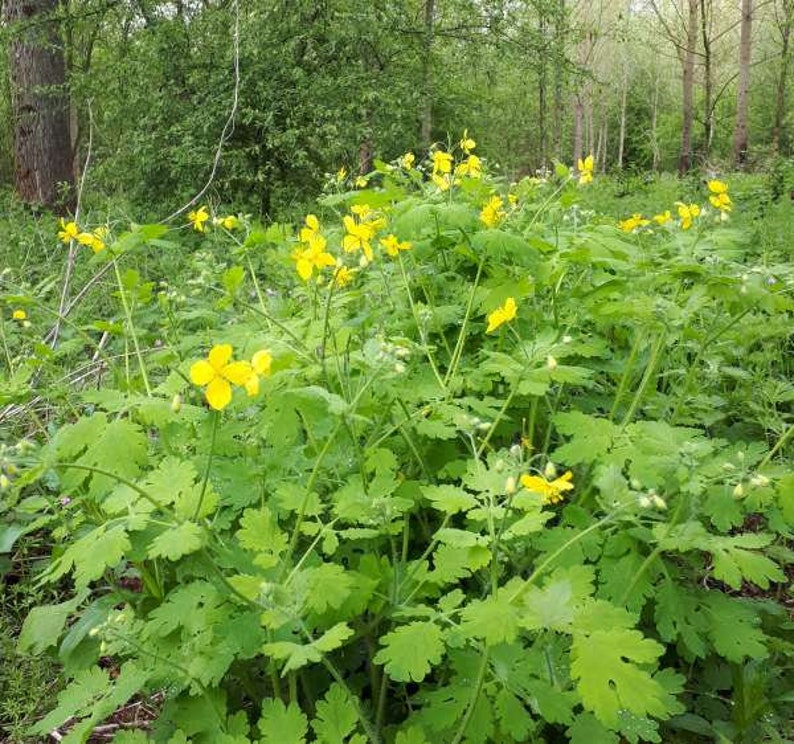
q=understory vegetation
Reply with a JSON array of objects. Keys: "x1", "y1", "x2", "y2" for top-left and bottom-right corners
[{"x1": 0, "y1": 144, "x2": 792, "y2": 743}]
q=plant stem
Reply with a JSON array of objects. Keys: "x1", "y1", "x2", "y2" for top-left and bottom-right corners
[
  {"x1": 194, "y1": 410, "x2": 219, "y2": 520},
  {"x1": 112, "y1": 260, "x2": 152, "y2": 395}
]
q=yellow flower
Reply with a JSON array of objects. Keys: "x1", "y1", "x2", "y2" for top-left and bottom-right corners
[
  {"x1": 190, "y1": 344, "x2": 253, "y2": 410},
  {"x1": 354, "y1": 176, "x2": 368, "y2": 188},
  {"x1": 379, "y1": 234, "x2": 412, "y2": 258},
  {"x1": 57, "y1": 219, "x2": 79, "y2": 244},
  {"x1": 336, "y1": 166, "x2": 348, "y2": 182},
  {"x1": 12, "y1": 309, "x2": 26, "y2": 321},
  {"x1": 299, "y1": 214, "x2": 325, "y2": 249},
  {"x1": 76, "y1": 229, "x2": 107, "y2": 254},
  {"x1": 342, "y1": 214, "x2": 376, "y2": 262},
  {"x1": 617, "y1": 214, "x2": 650, "y2": 233},
  {"x1": 244, "y1": 349, "x2": 273, "y2": 397},
  {"x1": 460, "y1": 130, "x2": 476, "y2": 154},
  {"x1": 333, "y1": 265, "x2": 354, "y2": 287},
  {"x1": 653, "y1": 210, "x2": 672, "y2": 226},
  {"x1": 189, "y1": 206, "x2": 210, "y2": 232},
  {"x1": 486, "y1": 297, "x2": 517, "y2": 333},
  {"x1": 676, "y1": 202, "x2": 701, "y2": 230},
  {"x1": 455, "y1": 154, "x2": 482, "y2": 178},
  {"x1": 291, "y1": 242, "x2": 336, "y2": 282},
  {"x1": 400, "y1": 152, "x2": 415, "y2": 170},
  {"x1": 431, "y1": 150, "x2": 453, "y2": 175},
  {"x1": 507, "y1": 193, "x2": 518, "y2": 207},
  {"x1": 520, "y1": 470, "x2": 574, "y2": 504},
  {"x1": 708, "y1": 179, "x2": 728, "y2": 195},
  {"x1": 577, "y1": 155, "x2": 594, "y2": 185},
  {"x1": 431, "y1": 173, "x2": 454, "y2": 191},
  {"x1": 480, "y1": 195, "x2": 506, "y2": 228}
]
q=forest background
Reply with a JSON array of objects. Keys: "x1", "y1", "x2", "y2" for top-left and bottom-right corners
[{"x1": 0, "y1": 0, "x2": 792, "y2": 217}]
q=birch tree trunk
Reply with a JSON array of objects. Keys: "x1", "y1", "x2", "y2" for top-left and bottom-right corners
[
  {"x1": 733, "y1": 0, "x2": 753, "y2": 166},
  {"x1": 679, "y1": 0, "x2": 698, "y2": 174},
  {"x1": 771, "y1": 0, "x2": 792, "y2": 154}
]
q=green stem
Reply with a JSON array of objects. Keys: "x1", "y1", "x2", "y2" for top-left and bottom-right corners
[
  {"x1": 444, "y1": 258, "x2": 485, "y2": 386},
  {"x1": 397, "y1": 253, "x2": 447, "y2": 394},
  {"x1": 449, "y1": 647, "x2": 490, "y2": 744},
  {"x1": 609, "y1": 332, "x2": 642, "y2": 422},
  {"x1": 194, "y1": 410, "x2": 219, "y2": 520},
  {"x1": 508, "y1": 510, "x2": 619, "y2": 604},
  {"x1": 620, "y1": 333, "x2": 666, "y2": 429},
  {"x1": 758, "y1": 422, "x2": 794, "y2": 470},
  {"x1": 113, "y1": 260, "x2": 152, "y2": 396}
]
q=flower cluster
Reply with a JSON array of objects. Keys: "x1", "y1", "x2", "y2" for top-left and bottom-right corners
[
  {"x1": 707, "y1": 179, "x2": 732, "y2": 211},
  {"x1": 188, "y1": 206, "x2": 241, "y2": 233},
  {"x1": 577, "y1": 155, "x2": 594, "y2": 185},
  {"x1": 480, "y1": 195, "x2": 506, "y2": 228},
  {"x1": 57, "y1": 219, "x2": 109, "y2": 253},
  {"x1": 676, "y1": 202, "x2": 701, "y2": 230},
  {"x1": 291, "y1": 215, "x2": 335, "y2": 281},
  {"x1": 190, "y1": 344, "x2": 272, "y2": 411}
]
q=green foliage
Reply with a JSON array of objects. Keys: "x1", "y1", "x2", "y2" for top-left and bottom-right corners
[{"x1": 1, "y1": 149, "x2": 792, "y2": 744}]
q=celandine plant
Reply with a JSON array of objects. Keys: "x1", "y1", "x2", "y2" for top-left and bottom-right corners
[{"x1": 3, "y1": 136, "x2": 793, "y2": 744}]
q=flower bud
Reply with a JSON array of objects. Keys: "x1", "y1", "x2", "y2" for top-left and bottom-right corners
[
  {"x1": 546, "y1": 355, "x2": 558, "y2": 371},
  {"x1": 505, "y1": 476, "x2": 516, "y2": 495},
  {"x1": 651, "y1": 494, "x2": 667, "y2": 510},
  {"x1": 171, "y1": 394, "x2": 183, "y2": 413},
  {"x1": 733, "y1": 483, "x2": 744, "y2": 498},
  {"x1": 0, "y1": 474, "x2": 9, "y2": 491},
  {"x1": 722, "y1": 462, "x2": 736, "y2": 471},
  {"x1": 544, "y1": 461, "x2": 558, "y2": 479},
  {"x1": 509, "y1": 443, "x2": 522, "y2": 459},
  {"x1": 638, "y1": 495, "x2": 652, "y2": 508},
  {"x1": 750, "y1": 474, "x2": 770, "y2": 488}
]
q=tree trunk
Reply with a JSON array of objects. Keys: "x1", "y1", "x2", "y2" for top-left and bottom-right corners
[
  {"x1": 679, "y1": 0, "x2": 698, "y2": 174},
  {"x1": 771, "y1": 0, "x2": 793, "y2": 153},
  {"x1": 573, "y1": 94, "x2": 584, "y2": 168},
  {"x1": 5, "y1": 0, "x2": 74, "y2": 211},
  {"x1": 733, "y1": 0, "x2": 753, "y2": 166},
  {"x1": 552, "y1": 0, "x2": 566, "y2": 160},
  {"x1": 538, "y1": 9, "x2": 548, "y2": 168},
  {"x1": 700, "y1": 0, "x2": 714, "y2": 159},
  {"x1": 651, "y1": 76, "x2": 660, "y2": 171},
  {"x1": 617, "y1": 75, "x2": 627, "y2": 169},
  {"x1": 419, "y1": 0, "x2": 435, "y2": 147}
]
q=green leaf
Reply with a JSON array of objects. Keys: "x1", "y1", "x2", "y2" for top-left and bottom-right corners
[
  {"x1": 237, "y1": 507, "x2": 288, "y2": 569},
  {"x1": 422, "y1": 484, "x2": 478, "y2": 514},
  {"x1": 312, "y1": 683, "x2": 359, "y2": 744},
  {"x1": 18, "y1": 597, "x2": 80, "y2": 654},
  {"x1": 395, "y1": 727, "x2": 429, "y2": 744},
  {"x1": 263, "y1": 641, "x2": 321, "y2": 674},
  {"x1": 32, "y1": 667, "x2": 111, "y2": 733},
  {"x1": 494, "y1": 688, "x2": 533, "y2": 739},
  {"x1": 46, "y1": 524, "x2": 131, "y2": 589},
  {"x1": 710, "y1": 538, "x2": 785, "y2": 589},
  {"x1": 148, "y1": 521, "x2": 204, "y2": 561},
  {"x1": 314, "y1": 622, "x2": 354, "y2": 653},
  {"x1": 374, "y1": 621, "x2": 445, "y2": 682},
  {"x1": 567, "y1": 713, "x2": 619, "y2": 744},
  {"x1": 570, "y1": 627, "x2": 672, "y2": 727},
  {"x1": 552, "y1": 412, "x2": 618, "y2": 465},
  {"x1": 703, "y1": 593, "x2": 768, "y2": 661},
  {"x1": 258, "y1": 699, "x2": 308, "y2": 744},
  {"x1": 653, "y1": 581, "x2": 709, "y2": 659},
  {"x1": 460, "y1": 594, "x2": 519, "y2": 646}
]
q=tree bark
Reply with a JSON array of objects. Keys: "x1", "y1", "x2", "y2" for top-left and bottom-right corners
[
  {"x1": 617, "y1": 75, "x2": 627, "y2": 169},
  {"x1": 700, "y1": 0, "x2": 714, "y2": 159},
  {"x1": 679, "y1": 0, "x2": 698, "y2": 174},
  {"x1": 572, "y1": 94, "x2": 584, "y2": 168},
  {"x1": 552, "y1": 0, "x2": 566, "y2": 161},
  {"x1": 733, "y1": 0, "x2": 753, "y2": 166},
  {"x1": 5, "y1": 0, "x2": 74, "y2": 211},
  {"x1": 771, "y1": 0, "x2": 793, "y2": 153},
  {"x1": 420, "y1": 0, "x2": 435, "y2": 147}
]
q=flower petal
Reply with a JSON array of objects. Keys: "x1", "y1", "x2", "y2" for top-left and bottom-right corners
[
  {"x1": 208, "y1": 344, "x2": 233, "y2": 371},
  {"x1": 252, "y1": 350, "x2": 272, "y2": 376},
  {"x1": 244, "y1": 372, "x2": 260, "y2": 397},
  {"x1": 222, "y1": 361, "x2": 253, "y2": 386},
  {"x1": 190, "y1": 360, "x2": 216, "y2": 385},
  {"x1": 205, "y1": 377, "x2": 232, "y2": 410}
]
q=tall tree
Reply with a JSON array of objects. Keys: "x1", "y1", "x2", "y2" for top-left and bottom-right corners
[
  {"x1": 5, "y1": 0, "x2": 74, "y2": 210},
  {"x1": 733, "y1": 0, "x2": 753, "y2": 165},
  {"x1": 771, "y1": 0, "x2": 793, "y2": 153},
  {"x1": 680, "y1": 0, "x2": 699, "y2": 173}
]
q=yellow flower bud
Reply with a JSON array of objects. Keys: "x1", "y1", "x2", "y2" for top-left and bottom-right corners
[
  {"x1": 733, "y1": 483, "x2": 744, "y2": 498},
  {"x1": 546, "y1": 355, "x2": 558, "y2": 371},
  {"x1": 171, "y1": 393, "x2": 183, "y2": 413}
]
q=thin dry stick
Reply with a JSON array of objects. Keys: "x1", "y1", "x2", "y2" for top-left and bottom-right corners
[
  {"x1": 161, "y1": 0, "x2": 241, "y2": 223},
  {"x1": 51, "y1": 100, "x2": 95, "y2": 350}
]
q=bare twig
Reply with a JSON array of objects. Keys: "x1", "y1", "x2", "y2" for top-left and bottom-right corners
[
  {"x1": 51, "y1": 100, "x2": 94, "y2": 350},
  {"x1": 161, "y1": 0, "x2": 241, "y2": 223}
]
